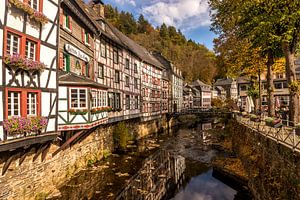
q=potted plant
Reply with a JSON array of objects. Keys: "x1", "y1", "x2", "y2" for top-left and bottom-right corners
[
  {"x1": 265, "y1": 117, "x2": 274, "y2": 127},
  {"x1": 242, "y1": 111, "x2": 248, "y2": 117},
  {"x1": 250, "y1": 114, "x2": 260, "y2": 122},
  {"x1": 265, "y1": 117, "x2": 282, "y2": 128}
]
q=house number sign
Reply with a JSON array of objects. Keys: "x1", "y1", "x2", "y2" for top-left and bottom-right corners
[{"x1": 65, "y1": 44, "x2": 90, "y2": 62}]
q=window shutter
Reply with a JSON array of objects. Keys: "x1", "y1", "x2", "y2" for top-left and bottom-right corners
[
  {"x1": 81, "y1": 29, "x2": 84, "y2": 43},
  {"x1": 69, "y1": 16, "x2": 73, "y2": 31},
  {"x1": 89, "y1": 34, "x2": 92, "y2": 46},
  {"x1": 60, "y1": 8, "x2": 63, "y2": 26},
  {"x1": 59, "y1": 52, "x2": 64, "y2": 70}
]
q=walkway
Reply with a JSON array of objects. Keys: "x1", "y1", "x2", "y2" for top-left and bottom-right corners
[{"x1": 235, "y1": 115, "x2": 300, "y2": 153}]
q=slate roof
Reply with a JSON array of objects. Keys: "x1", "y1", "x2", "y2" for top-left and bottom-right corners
[
  {"x1": 191, "y1": 80, "x2": 211, "y2": 87},
  {"x1": 108, "y1": 25, "x2": 163, "y2": 69},
  {"x1": 214, "y1": 86, "x2": 225, "y2": 91},
  {"x1": 59, "y1": 71, "x2": 108, "y2": 88},
  {"x1": 152, "y1": 52, "x2": 183, "y2": 78},
  {"x1": 236, "y1": 76, "x2": 251, "y2": 84},
  {"x1": 214, "y1": 78, "x2": 234, "y2": 86}
]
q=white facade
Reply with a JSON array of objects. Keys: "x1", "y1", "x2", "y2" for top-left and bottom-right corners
[{"x1": 0, "y1": 0, "x2": 59, "y2": 141}]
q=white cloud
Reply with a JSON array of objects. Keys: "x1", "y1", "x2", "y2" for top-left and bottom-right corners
[
  {"x1": 140, "y1": 0, "x2": 210, "y2": 32},
  {"x1": 115, "y1": 0, "x2": 136, "y2": 7}
]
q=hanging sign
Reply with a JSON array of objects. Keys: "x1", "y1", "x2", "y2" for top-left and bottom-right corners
[{"x1": 65, "y1": 44, "x2": 90, "y2": 62}]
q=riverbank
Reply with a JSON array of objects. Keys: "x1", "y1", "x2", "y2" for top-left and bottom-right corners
[{"x1": 51, "y1": 119, "x2": 252, "y2": 200}]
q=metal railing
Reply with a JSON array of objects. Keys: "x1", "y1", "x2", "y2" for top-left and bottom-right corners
[{"x1": 235, "y1": 114, "x2": 300, "y2": 153}]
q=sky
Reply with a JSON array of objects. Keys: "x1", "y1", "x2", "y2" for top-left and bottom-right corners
[{"x1": 93, "y1": 0, "x2": 217, "y2": 50}]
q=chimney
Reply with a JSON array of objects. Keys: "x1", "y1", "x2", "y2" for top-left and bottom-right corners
[{"x1": 92, "y1": 0, "x2": 105, "y2": 19}]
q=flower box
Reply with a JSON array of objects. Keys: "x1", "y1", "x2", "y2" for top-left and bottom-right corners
[
  {"x1": 3, "y1": 116, "x2": 47, "y2": 136},
  {"x1": 4, "y1": 54, "x2": 46, "y2": 72},
  {"x1": 8, "y1": 0, "x2": 49, "y2": 25},
  {"x1": 265, "y1": 118, "x2": 282, "y2": 128},
  {"x1": 69, "y1": 109, "x2": 88, "y2": 115}
]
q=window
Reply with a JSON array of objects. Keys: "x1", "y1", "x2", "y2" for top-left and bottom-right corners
[
  {"x1": 84, "y1": 31, "x2": 90, "y2": 45},
  {"x1": 240, "y1": 85, "x2": 247, "y2": 91},
  {"x1": 8, "y1": 91, "x2": 20, "y2": 117},
  {"x1": 134, "y1": 63, "x2": 138, "y2": 73},
  {"x1": 135, "y1": 96, "x2": 139, "y2": 109},
  {"x1": 5, "y1": 29, "x2": 40, "y2": 61},
  {"x1": 115, "y1": 93, "x2": 120, "y2": 109},
  {"x1": 28, "y1": 0, "x2": 39, "y2": 10},
  {"x1": 27, "y1": 92, "x2": 37, "y2": 116},
  {"x1": 125, "y1": 58, "x2": 129, "y2": 69},
  {"x1": 134, "y1": 78, "x2": 138, "y2": 89},
  {"x1": 92, "y1": 90, "x2": 107, "y2": 108},
  {"x1": 6, "y1": 89, "x2": 40, "y2": 118},
  {"x1": 98, "y1": 63, "x2": 104, "y2": 78},
  {"x1": 115, "y1": 70, "x2": 120, "y2": 83},
  {"x1": 70, "y1": 89, "x2": 87, "y2": 109},
  {"x1": 63, "y1": 53, "x2": 70, "y2": 72},
  {"x1": 64, "y1": 13, "x2": 72, "y2": 30},
  {"x1": 6, "y1": 32, "x2": 21, "y2": 55},
  {"x1": 125, "y1": 76, "x2": 129, "y2": 87},
  {"x1": 126, "y1": 95, "x2": 130, "y2": 110},
  {"x1": 113, "y1": 50, "x2": 118, "y2": 64},
  {"x1": 25, "y1": 39, "x2": 37, "y2": 60},
  {"x1": 274, "y1": 82, "x2": 288, "y2": 89},
  {"x1": 100, "y1": 42, "x2": 106, "y2": 58}
]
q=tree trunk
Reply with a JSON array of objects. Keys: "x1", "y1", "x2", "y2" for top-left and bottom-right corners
[
  {"x1": 282, "y1": 42, "x2": 299, "y2": 124},
  {"x1": 267, "y1": 50, "x2": 275, "y2": 117}
]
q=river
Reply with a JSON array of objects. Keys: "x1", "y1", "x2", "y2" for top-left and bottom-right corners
[{"x1": 51, "y1": 120, "x2": 252, "y2": 200}]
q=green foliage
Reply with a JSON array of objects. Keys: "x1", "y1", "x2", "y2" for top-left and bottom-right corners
[
  {"x1": 35, "y1": 192, "x2": 48, "y2": 200},
  {"x1": 289, "y1": 81, "x2": 300, "y2": 94},
  {"x1": 247, "y1": 84, "x2": 259, "y2": 99},
  {"x1": 211, "y1": 98, "x2": 224, "y2": 108},
  {"x1": 113, "y1": 122, "x2": 133, "y2": 151},
  {"x1": 103, "y1": 149, "x2": 111, "y2": 159},
  {"x1": 104, "y1": 4, "x2": 216, "y2": 83}
]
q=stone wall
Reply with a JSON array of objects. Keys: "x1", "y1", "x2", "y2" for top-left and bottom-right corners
[
  {"x1": 228, "y1": 120, "x2": 300, "y2": 200},
  {"x1": 0, "y1": 117, "x2": 168, "y2": 200}
]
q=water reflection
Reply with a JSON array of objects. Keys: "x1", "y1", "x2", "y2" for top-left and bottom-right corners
[{"x1": 170, "y1": 169, "x2": 236, "y2": 200}]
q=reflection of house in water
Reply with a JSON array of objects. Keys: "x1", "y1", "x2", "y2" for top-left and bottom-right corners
[{"x1": 201, "y1": 122, "x2": 212, "y2": 130}]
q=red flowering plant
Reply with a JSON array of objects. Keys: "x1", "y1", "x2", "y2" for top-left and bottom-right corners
[
  {"x1": 4, "y1": 54, "x2": 46, "y2": 72},
  {"x1": 8, "y1": 0, "x2": 49, "y2": 25},
  {"x1": 69, "y1": 108, "x2": 88, "y2": 115},
  {"x1": 3, "y1": 116, "x2": 48, "y2": 136}
]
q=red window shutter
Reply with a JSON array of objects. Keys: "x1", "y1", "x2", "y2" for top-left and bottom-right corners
[
  {"x1": 59, "y1": 52, "x2": 64, "y2": 70},
  {"x1": 69, "y1": 16, "x2": 73, "y2": 31},
  {"x1": 82, "y1": 62, "x2": 85, "y2": 76},
  {"x1": 59, "y1": 8, "x2": 63, "y2": 26},
  {"x1": 89, "y1": 34, "x2": 92, "y2": 46}
]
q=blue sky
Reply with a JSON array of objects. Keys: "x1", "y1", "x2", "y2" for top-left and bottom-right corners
[{"x1": 91, "y1": 0, "x2": 217, "y2": 50}]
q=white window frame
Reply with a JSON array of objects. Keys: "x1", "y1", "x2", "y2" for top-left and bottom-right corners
[
  {"x1": 6, "y1": 33, "x2": 21, "y2": 56},
  {"x1": 8, "y1": 91, "x2": 21, "y2": 117},
  {"x1": 27, "y1": 92, "x2": 37, "y2": 116},
  {"x1": 28, "y1": 0, "x2": 39, "y2": 10},
  {"x1": 25, "y1": 39, "x2": 37, "y2": 60},
  {"x1": 69, "y1": 88, "x2": 87, "y2": 109}
]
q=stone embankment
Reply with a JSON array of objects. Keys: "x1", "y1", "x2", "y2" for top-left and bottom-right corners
[
  {"x1": 0, "y1": 117, "x2": 169, "y2": 200},
  {"x1": 223, "y1": 119, "x2": 300, "y2": 200}
]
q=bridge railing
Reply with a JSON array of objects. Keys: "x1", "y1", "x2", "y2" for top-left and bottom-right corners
[{"x1": 235, "y1": 114, "x2": 300, "y2": 153}]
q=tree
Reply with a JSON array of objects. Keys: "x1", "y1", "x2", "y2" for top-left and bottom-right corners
[{"x1": 237, "y1": 0, "x2": 300, "y2": 122}]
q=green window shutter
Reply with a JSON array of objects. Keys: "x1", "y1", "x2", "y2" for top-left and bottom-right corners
[{"x1": 66, "y1": 55, "x2": 70, "y2": 72}]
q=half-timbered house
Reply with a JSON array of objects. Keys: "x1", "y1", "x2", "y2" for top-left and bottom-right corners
[
  {"x1": 152, "y1": 52, "x2": 170, "y2": 114},
  {"x1": 90, "y1": 1, "x2": 142, "y2": 122},
  {"x1": 57, "y1": 0, "x2": 108, "y2": 132},
  {"x1": 0, "y1": 0, "x2": 59, "y2": 151}
]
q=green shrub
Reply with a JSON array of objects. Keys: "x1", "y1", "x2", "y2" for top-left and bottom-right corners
[{"x1": 113, "y1": 122, "x2": 134, "y2": 151}]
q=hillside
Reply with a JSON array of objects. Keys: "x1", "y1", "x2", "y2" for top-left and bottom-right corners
[{"x1": 104, "y1": 5, "x2": 216, "y2": 84}]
